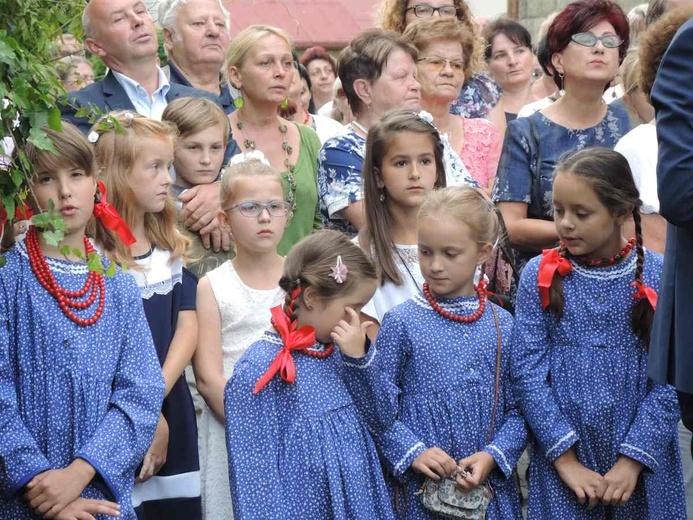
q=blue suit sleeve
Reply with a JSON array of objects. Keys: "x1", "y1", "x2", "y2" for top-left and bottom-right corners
[
  {"x1": 651, "y1": 20, "x2": 693, "y2": 228},
  {"x1": 511, "y1": 260, "x2": 579, "y2": 462},
  {"x1": 365, "y1": 312, "x2": 425, "y2": 480},
  {"x1": 619, "y1": 381, "x2": 680, "y2": 472},
  {"x1": 75, "y1": 278, "x2": 165, "y2": 502},
  {"x1": 225, "y1": 355, "x2": 285, "y2": 520},
  {"x1": 59, "y1": 93, "x2": 94, "y2": 134},
  {"x1": 0, "y1": 296, "x2": 52, "y2": 496},
  {"x1": 484, "y1": 313, "x2": 529, "y2": 478}
]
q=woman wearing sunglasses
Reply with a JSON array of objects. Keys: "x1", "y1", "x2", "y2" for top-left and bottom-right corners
[
  {"x1": 376, "y1": 0, "x2": 502, "y2": 119},
  {"x1": 403, "y1": 17, "x2": 502, "y2": 191},
  {"x1": 493, "y1": 0, "x2": 631, "y2": 276}
]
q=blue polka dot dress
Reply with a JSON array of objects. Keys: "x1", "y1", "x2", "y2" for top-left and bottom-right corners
[
  {"x1": 224, "y1": 331, "x2": 395, "y2": 520},
  {"x1": 343, "y1": 294, "x2": 527, "y2": 519},
  {"x1": 0, "y1": 236, "x2": 165, "y2": 520},
  {"x1": 512, "y1": 250, "x2": 686, "y2": 519}
]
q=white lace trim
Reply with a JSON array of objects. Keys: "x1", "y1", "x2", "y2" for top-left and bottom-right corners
[
  {"x1": 569, "y1": 251, "x2": 637, "y2": 281},
  {"x1": 16, "y1": 235, "x2": 99, "y2": 275},
  {"x1": 547, "y1": 430, "x2": 577, "y2": 458},
  {"x1": 413, "y1": 293, "x2": 482, "y2": 313},
  {"x1": 138, "y1": 272, "x2": 182, "y2": 300},
  {"x1": 486, "y1": 445, "x2": 510, "y2": 474},
  {"x1": 342, "y1": 346, "x2": 377, "y2": 369},
  {"x1": 261, "y1": 332, "x2": 330, "y2": 354},
  {"x1": 620, "y1": 443, "x2": 658, "y2": 468},
  {"x1": 395, "y1": 441, "x2": 426, "y2": 474}
]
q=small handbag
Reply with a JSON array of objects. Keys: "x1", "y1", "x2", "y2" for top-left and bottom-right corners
[{"x1": 418, "y1": 305, "x2": 503, "y2": 519}]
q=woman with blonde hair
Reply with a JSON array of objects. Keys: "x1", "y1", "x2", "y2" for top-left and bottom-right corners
[{"x1": 224, "y1": 25, "x2": 322, "y2": 255}]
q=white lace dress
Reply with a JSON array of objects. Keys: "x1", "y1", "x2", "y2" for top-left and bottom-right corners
[{"x1": 198, "y1": 261, "x2": 283, "y2": 520}]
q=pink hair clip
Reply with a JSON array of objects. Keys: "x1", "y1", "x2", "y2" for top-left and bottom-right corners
[{"x1": 330, "y1": 255, "x2": 348, "y2": 284}]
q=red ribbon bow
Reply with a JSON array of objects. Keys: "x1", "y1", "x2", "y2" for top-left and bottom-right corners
[
  {"x1": 253, "y1": 304, "x2": 317, "y2": 394},
  {"x1": 538, "y1": 248, "x2": 573, "y2": 309},
  {"x1": 93, "y1": 180, "x2": 136, "y2": 246},
  {"x1": 631, "y1": 281, "x2": 658, "y2": 311}
]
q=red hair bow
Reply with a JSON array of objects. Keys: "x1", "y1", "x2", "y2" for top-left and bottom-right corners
[
  {"x1": 631, "y1": 281, "x2": 658, "y2": 311},
  {"x1": 253, "y1": 303, "x2": 317, "y2": 394},
  {"x1": 538, "y1": 248, "x2": 573, "y2": 309},
  {"x1": 93, "y1": 180, "x2": 136, "y2": 246}
]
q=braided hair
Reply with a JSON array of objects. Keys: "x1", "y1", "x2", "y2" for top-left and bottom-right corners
[{"x1": 546, "y1": 148, "x2": 654, "y2": 346}]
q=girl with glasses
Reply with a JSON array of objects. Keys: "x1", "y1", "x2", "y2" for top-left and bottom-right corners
[{"x1": 192, "y1": 153, "x2": 288, "y2": 520}]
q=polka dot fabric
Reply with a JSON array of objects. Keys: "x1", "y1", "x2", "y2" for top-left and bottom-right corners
[
  {"x1": 224, "y1": 332, "x2": 395, "y2": 519},
  {"x1": 0, "y1": 237, "x2": 165, "y2": 520},
  {"x1": 343, "y1": 294, "x2": 527, "y2": 519},
  {"x1": 512, "y1": 249, "x2": 686, "y2": 518}
]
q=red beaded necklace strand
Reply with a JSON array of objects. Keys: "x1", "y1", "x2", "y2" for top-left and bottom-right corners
[
  {"x1": 572, "y1": 237, "x2": 636, "y2": 267},
  {"x1": 271, "y1": 311, "x2": 334, "y2": 358},
  {"x1": 423, "y1": 282, "x2": 487, "y2": 323},
  {"x1": 26, "y1": 226, "x2": 105, "y2": 327}
]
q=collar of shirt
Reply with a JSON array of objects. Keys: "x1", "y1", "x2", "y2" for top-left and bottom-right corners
[{"x1": 112, "y1": 67, "x2": 171, "y2": 120}]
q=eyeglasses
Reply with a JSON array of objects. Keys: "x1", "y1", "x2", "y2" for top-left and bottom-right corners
[
  {"x1": 227, "y1": 200, "x2": 291, "y2": 218},
  {"x1": 570, "y1": 32, "x2": 623, "y2": 49},
  {"x1": 418, "y1": 56, "x2": 465, "y2": 74},
  {"x1": 405, "y1": 4, "x2": 458, "y2": 18}
]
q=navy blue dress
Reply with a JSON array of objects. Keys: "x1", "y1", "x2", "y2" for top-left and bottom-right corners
[
  {"x1": 493, "y1": 106, "x2": 630, "y2": 271},
  {"x1": 0, "y1": 237, "x2": 165, "y2": 520},
  {"x1": 130, "y1": 248, "x2": 201, "y2": 519},
  {"x1": 344, "y1": 295, "x2": 526, "y2": 519},
  {"x1": 224, "y1": 331, "x2": 395, "y2": 519},
  {"x1": 512, "y1": 250, "x2": 686, "y2": 518}
]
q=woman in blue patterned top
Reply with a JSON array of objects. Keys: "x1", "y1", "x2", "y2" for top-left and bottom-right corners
[
  {"x1": 343, "y1": 187, "x2": 527, "y2": 519},
  {"x1": 494, "y1": 0, "x2": 631, "y2": 273},
  {"x1": 0, "y1": 123, "x2": 164, "y2": 520},
  {"x1": 512, "y1": 148, "x2": 685, "y2": 519}
]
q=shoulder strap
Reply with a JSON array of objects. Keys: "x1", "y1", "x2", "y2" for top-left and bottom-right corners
[
  {"x1": 486, "y1": 304, "x2": 503, "y2": 444},
  {"x1": 528, "y1": 118, "x2": 543, "y2": 220}
]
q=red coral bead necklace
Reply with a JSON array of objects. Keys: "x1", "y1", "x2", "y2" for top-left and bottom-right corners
[
  {"x1": 26, "y1": 225, "x2": 105, "y2": 327},
  {"x1": 573, "y1": 237, "x2": 636, "y2": 267},
  {"x1": 423, "y1": 281, "x2": 487, "y2": 323}
]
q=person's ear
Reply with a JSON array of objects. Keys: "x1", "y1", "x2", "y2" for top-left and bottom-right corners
[
  {"x1": 85, "y1": 37, "x2": 107, "y2": 59},
  {"x1": 374, "y1": 167, "x2": 385, "y2": 189},
  {"x1": 227, "y1": 66, "x2": 242, "y2": 90},
  {"x1": 614, "y1": 205, "x2": 634, "y2": 227},
  {"x1": 477, "y1": 241, "x2": 494, "y2": 266},
  {"x1": 550, "y1": 52, "x2": 564, "y2": 77},
  {"x1": 162, "y1": 28, "x2": 175, "y2": 53},
  {"x1": 301, "y1": 285, "x2": 320, "y2": 312},
  {"x1": 352, "y1": 78, "x2": 372, "y2": 109}
]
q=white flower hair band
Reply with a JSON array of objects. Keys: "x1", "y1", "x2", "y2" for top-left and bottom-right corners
[{"x1": 229, "y1": 150, "x2": 271, "y2": 167}]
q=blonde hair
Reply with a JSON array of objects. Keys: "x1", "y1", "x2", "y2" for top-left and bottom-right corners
[
  {"x1": 401, "y1": 17, "x2": 480, "y2": 81},
  {"x1": 621, "y1": 47, "x2": 642, "y2": 95},
  {"x1": 220, "y1": 158, "x2": 286, "y2": 210},
  {"x1": 162, "y1": 97, "x2": 230, "y2": 145},
  {"x1": 223, "y1": 25, "x2": 293, "y2": 88},
  {"x1": 91, "y1": 111, "x2": 188, "y2": 269},
  {"x1": 418, "y1": 187, "x2": 500, "y2": 247}
]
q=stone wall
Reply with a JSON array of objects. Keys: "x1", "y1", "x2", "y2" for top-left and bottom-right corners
[{"x1": 518, "y1": 0, "x2": 644, "y2": 40}]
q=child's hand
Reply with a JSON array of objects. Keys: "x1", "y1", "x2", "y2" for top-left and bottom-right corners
[
  {"x1": 136, "y1": 414, "x2": 169, "y2": 484},
  {"x1": 24, "y1": 459, "x2": 95, "y2": 517},
  {"x1": 554, "y1": 448, "x2": 606, "y2": 508},
  {"x1": 54, "y1": 497, "x2": 121, "y2": 519},
  {"x1": 411, "y1": 447, "x2": 457, "y2": 480},
  {"x1": 331, "y1": 307, "x2": 373, "y2": 358},
  {"x1": 601, "y1": 455, "x2": 643, "y2": 506},
  {"x1": 456, "y1": 451, "x2": 496, "y2": 491}
]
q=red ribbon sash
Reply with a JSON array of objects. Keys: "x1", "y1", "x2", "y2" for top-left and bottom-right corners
[
  {"x1": 538, "y1": 248, "x2": 573, "y2": 309},
  {"x1": 253, "y1": 305, "x2": 317, "y2": 394},
  {"x1": 631, "y1": 281, "x2": 658, "y2": 311},
  {"x1": 93, "y1": 181, "x2": 136, "y2": 246}
]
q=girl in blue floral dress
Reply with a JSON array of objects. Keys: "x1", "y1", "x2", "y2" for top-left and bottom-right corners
[
  {"x1": 224, "y1": 230, "x2": 394, "y2": 519},
  {"x1": 0, "y1": 123, "x2": 164, "y2": 520},
  {"x1": 93, "y1": 112, "x2": 201, "y2": 519},
  {"x1": 512, "y1": 148, "x2": 686, "y2": 519},
  {"x1": 341, "y1": 187, "x2": 527, "y2": 519}
]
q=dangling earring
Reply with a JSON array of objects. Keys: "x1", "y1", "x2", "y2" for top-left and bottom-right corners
[
  {"x1": 379, "y1": 191, "x2": 386, "y2": 203},
  {"x1": 558, "y1": 73, "x2": 565, "y2": 97},
  {"x1": 281, "y1": 99, "x2": 290, "y2": 109},
  {"x1": 233, "y1": 96, "x2": 244, "y2": 109}
]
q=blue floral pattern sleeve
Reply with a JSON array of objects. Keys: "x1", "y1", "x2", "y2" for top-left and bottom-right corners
[
  {"x1": 449, "y1": 73, "x2": 501, "y2": 119},
  {"x1": 317, "y1": 126, "x2": 366, "y2": 237}
]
